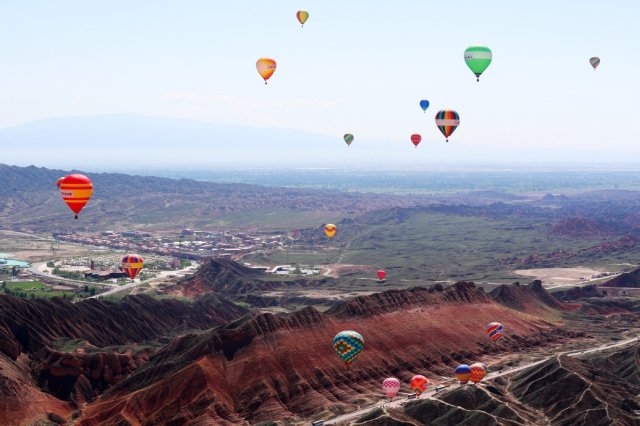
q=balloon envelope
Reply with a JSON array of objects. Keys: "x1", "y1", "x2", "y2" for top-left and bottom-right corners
[
  {"x1": 122, "y1": 253, "x2": 144, "y2": 280},
  {"x1": 256, "y1": 58, "x2": 277, "y2": 83},
  {"x1": 377, "y1": 270, "x2": 386, "y2": 280},
  {"x1": 464, "y1": 46, "x2": 492, "y2": 81},
  {"x1": 411, "y1": 134, "x2": 422, "y2": 147},
  {"x1": 486, "y1": 322, "x2": 504, "y2": 341},
  {"x1": 382, "y1": 377, "x2": 400, "y2": 400},
  {"x1": 58, "y1": 174, "x2": 93, "y2": 218},
  {"x1": 324, "y1": 224, "x2": 337, "y2": 239},
  {"x1": 455, "y1": 364, "x2": 472, "y2": 384},
  {"x1": 296, "y1": 10, "x2": 309, "y2": 26},
  {"x1": 435, "y1": 110, "x2": 460, "y2": 141},
  {"x1": 469, "y1": 363, "x2": 486, "y2": 384},
  {"x1": 333, "y1": 330, "x2": 364, "y2": 368},
  {"x1": 343, "y1": 134, "x2": 354, "y2": 146},
  {"x1": 419, "y1": 100, "x2": 430, "y2": 112},
  {"x1": 410, "y1": 375, "x2": 429, "y2": 395},
  {"x1": 590, "y1": 57, "x2": 600, "y2": 70}
]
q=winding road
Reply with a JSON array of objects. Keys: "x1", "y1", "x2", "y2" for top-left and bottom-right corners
[{"x1": 322, "y1": 337, "x2": 638, "y2": 425}]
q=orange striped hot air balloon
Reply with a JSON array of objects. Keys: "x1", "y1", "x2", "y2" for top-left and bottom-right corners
[
  {"x1": 469, "y1": 363, "x2": 486, "y2": 384},
  {"x1": 57, "y1": 174, "x2": 93, "y2": 219},
  {"x1": 256, "y1": 58, "x2": 277, "y2": 84},
  {"x1": 122, "y1": 254, "x2": 144, "y2": 280}
]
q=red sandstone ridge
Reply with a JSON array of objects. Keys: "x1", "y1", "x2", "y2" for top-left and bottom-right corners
[
  {"x1": 0, "y1": 293, "x2": 247, "y2": 425},
  {"x1": 550, "y1": 216, "x2": 611, "y2": 237},
  {"x1": 77, "y1": 282, "x2": 582, "y2": 425}
]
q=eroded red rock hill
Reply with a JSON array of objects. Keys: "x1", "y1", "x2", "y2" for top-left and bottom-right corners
[
  {"x1": 0, "y1": 293, "x2": 247, "y2": 425},
  {"x1": 78, "y1": 281, "x2": 582, "y2": 425}
]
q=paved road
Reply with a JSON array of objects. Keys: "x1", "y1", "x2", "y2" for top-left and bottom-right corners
[
  {"x1": 89, "y1": 262, "x2": 199, "y2": 299},
  {"x1": 322, "y1": 337, "x2": 638, "y2": 425}
]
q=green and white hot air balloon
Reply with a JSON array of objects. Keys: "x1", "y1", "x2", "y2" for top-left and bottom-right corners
[{"x1": 464, "y1": 46, "x2": 492, "y2": 82}]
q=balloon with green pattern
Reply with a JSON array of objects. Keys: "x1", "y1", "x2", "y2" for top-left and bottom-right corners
[{"x1": 464, "y1": 46, "x2": 492, "y2": 82}]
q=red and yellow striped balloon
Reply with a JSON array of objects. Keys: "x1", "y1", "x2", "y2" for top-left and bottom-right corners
[
  {"x1": 57, "y1": 174, "x2": 93, "y2": 219},
  {"x1": 122, "y1": 254, "x2": 144, "y2": 280}
]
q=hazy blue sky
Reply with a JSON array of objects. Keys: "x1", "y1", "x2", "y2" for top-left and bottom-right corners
[{"x1": 1, "y1": 1, "x2": 639, "y2": 168}]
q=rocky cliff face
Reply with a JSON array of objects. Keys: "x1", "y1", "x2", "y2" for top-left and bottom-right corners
[
  {"x1": 77, "y1": 282, "x2": 582, "y2": 425},
  {"x1": 355, "y1": 344, "x2": 640, "y2": 426}
]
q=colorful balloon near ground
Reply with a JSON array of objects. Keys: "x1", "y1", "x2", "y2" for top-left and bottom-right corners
[
  {"x1": 469, "y1": 363, "x2": 486, "y2": 384},
  {"x1": 57, "y1": 174, "x2": 93, "y2": 220},
  {"x1": 419, "y1": 99, "x2": 430, "y2": 112},
  {"x1": 122, "y1": 254, "x2": 144, "y2": 280},
  {"x1": 410, "y1": 375, "x2": 429, "y2": 395},
  {"x1": 435, "y1": 109, "x2": 460, "y2": 142},
  {"x1": 377, "y1": 270, "x2": 386, "y2": 280},
  {"x1": 256, "y1": 58, "x2": 277, "y2": 84},
  {"x1": 486, "y1": 322, "x2": 504, "y2": 341},
  {"x1": 382, "y1": 377, "x2": 400, "y2": 400},
  {"x1": 333, "y1": 330, "x2": 364, "y2": 368},
  {"x1": 464, "y1": 46, "x2": 492, "y2": 81},
  {"x1": 455, "y1": 364, "x2": 472, "y2": 384},
  {"x1": 296, "y1": 10, "x2": 309, "y2": 27},
  {"x1": 324, "y1": 224, "x2": 337, "y2": 239},
  {"x1": 344, "y1": 134, "x2": 354, "y2": 146},
  {"x1": 411, "y1": 134, "x2": 422, "y2": 148},
  {"x1": 590, "y1": 57, "x2": 600, "y2": 70}
]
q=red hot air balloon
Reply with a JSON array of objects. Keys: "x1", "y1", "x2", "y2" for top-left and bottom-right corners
[
  {"x1": 410, "y1": 134, "x2": 422, "y2": 148},
  {"x1": 377, "y1": 270, "x2": 386, "y2": 281},
  {"x1": 57, "y1": 174, "x2": 93, "y2": 219},
  {"x1": 122, "y1": 254, "x2": 144, "y2": 280},
  {"x1": 410, "y1": 375, "x2": 429, "y2": 396}
]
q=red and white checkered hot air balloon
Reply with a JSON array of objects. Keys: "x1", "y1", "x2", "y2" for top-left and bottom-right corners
[{"x1": 382, "y1": 377, "x2": 400, "y2": 400}]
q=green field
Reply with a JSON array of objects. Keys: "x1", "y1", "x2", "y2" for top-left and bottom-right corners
[
  {"x1": 242, "y1": 209, "x2": 633, "y2": 286},
  {"x1": 2, "y1": 280, "x2": 79, "y2": 299}
]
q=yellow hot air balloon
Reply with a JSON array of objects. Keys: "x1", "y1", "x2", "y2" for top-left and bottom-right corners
[
  {"x1": 324, "y1": 224, "x2": 337, "y2": 239},
  {"x1": 296, "y1": 10, "x2": 309, "y2": 27},
  {"x1": 256, "y1": 58, "x2": 277, "y2": 84}
]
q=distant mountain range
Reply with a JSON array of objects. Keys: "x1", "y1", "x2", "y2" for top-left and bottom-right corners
[
  {"x1": 0, "y1": 114, "x2": 414, "y2": 169},
  {"x1": 0, "y1": 163, "x2": 433, "y2": 232}
]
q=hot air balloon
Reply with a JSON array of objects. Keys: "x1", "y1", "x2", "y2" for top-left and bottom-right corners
[
  {"x1": 419, "y1": 100, "x2": 430, "y2": 113},
  {"x1": 411, "y1": 134, "x2": 422, "y2": 148},
  {"x1": 464, "y1": 46, "x2": 492, "y2": 81},
  {"x1": 435, "y1": 109, "x2": 460, "y2": 142},
  {"x1": 410, "y1": 375, "x2": 429, "y2": 396},
  {"x1": 590, "y1": 57, "x2": 600, "y2": 70},
  {"x1": 57, "y1": 174, "x2": 93, "y2": 219},
  {"x1": 382, "y1": 377, "x2": 400, "y2": 400},
  {"x1": 469, "y1": 363, "x2": 486, "y2": 384},
  {"x1": 296, "y1": 10, "x2": 309, "y2": 27},
  {"x1": 333, "y1": 330, "x2": 364, "y2": 369},
  {"x1": 256, "y1": 58, "x2": 277, "y2": 84},
  {"x1": 377, "y1": 270, "x2": 386, "y2": 281},
  {"x1": 344, "y1": 134, "x2": 354, "y2": 147},
  {"x1": 486, "y1": 322, "x2": 504, "y2": 342},
  {"x1": 122, "y1": 254, "x2": 144, "y2": 280},
  {"x1": 455, "y1": 364, "x2": 472, "y2": 384},
  {"x1": 324, "y1": 224, "x2": 337, "y2": 239}
]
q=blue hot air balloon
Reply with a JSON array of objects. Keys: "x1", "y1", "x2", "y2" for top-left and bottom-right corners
[
  {"x1": 419, "y1": 100, "x2": 430, "y2": 113},
  {"x1": 333, "y1": 330, "x2": 364, "y2": 369}
]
